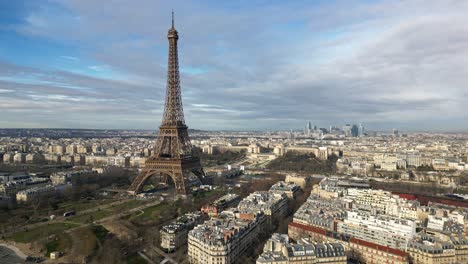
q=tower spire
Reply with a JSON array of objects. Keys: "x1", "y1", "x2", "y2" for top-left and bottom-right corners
[
  {"x1": 163, "y1": 9, "x2": 183, "y2": 128},
  {"x1": 171, "y1": 10, "x2": 174, "y2": 29}
]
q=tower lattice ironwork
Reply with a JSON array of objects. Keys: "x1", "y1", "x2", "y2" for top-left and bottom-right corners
[{"x1": 128, "y1": 12, "x2": 205, "y2": 195}]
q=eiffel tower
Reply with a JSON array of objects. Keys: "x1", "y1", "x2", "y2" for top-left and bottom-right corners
[{"x1": 128, "y1": 12, "x2": 205, "y2": 195}]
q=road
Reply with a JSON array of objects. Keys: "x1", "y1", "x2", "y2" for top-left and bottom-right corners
[
  {"x1": 148, "y1": 246, "x2": 178, "y2": 264},
  {"x1": 138, "y1": 251, "x2": 156, "y2": 264}
]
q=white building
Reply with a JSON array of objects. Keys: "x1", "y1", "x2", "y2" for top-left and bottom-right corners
[
  {"x1": 337, "y1": 210, "x2": 416, "y2": 250},
  {"x1": 346, "y1": 188, "x2": 419, "y2": 219},
  {"x1": 13, "y1": 153, "x2": 26, "y2": 163}
]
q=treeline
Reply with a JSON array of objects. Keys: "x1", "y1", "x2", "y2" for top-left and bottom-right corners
[
  {"x1": 55, "y1": 167, "x2": 133, "y2": 203},
  {"x1": 370, "y1": 180, "x2": 452, "y2": 195},
  {"x1": 460, "y1": 174, "x2": 468, "y2": 186},
  {"x1": 192, "y1": 147, "x2": 245, "y2": 166},
  {"x1": 266, "y1": 151, "x2": 338, "y2": 174}
]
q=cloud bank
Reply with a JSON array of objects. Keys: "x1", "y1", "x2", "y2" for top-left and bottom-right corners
[{"x1": 0, "y1": 0, "x2": 467, "y2": 131}]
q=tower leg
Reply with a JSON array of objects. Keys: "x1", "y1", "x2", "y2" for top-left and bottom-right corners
[
  {"x1": 159, "y1": 173, "x2": 167, "y2": 185},
  {"x1": 172, "y1": 172, "x2": 186, "y2": 194}
]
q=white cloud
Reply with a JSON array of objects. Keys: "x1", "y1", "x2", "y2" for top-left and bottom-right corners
[
  {"x1": 60, "y1": 56, "x2": 79, "y2": 61},
  {"x1": 2, "y1": 0, "x2": 468, "y2": 130},
  {"x1": 0, "y1": 89, "x2": 14, "y2": 93}
]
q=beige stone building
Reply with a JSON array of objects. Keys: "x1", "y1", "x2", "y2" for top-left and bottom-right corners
[
  {"x1": 160, "y1": 212, "x2": 202, "y2": 252},
  {"x1": 285, "y1": 174, "x2": 311, "y2": 189},
  {"x1": 257, "y1": 233, "x2": 347, "y2": 264},
  {"x1": 188, "y1": 212, "x2": 267, "y2": 264},
  {"x1": 16, "y1": 185, "x2": 55, "y2": 202}
]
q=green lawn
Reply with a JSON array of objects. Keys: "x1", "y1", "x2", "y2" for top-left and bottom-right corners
[
  {"x1": 9, "y1": 222, "x2": 79, "y2": 243},
  {"x1": 7, "y1": 200, "x2": 147, "y2": 244},
  {"x1": 68, "y1": 209, "x2": 113, "y2": 223},
  {"x1": 131, "y1": 202, "x2": 168, "y2": 221},
  {"x1": 111, "y1": 200, "x2": 147, "y2": 212},
  {"x1": 53, "y1": 232, "x2": 72, "y2": 255},
  {"x1": 45, "y1": 240, "x2": 59, "y2": 255},
  {"x1": 126, "y1": 254, "x2": 148, "y2": 264},
  {"x1": 67, "y1": 200, "x2": 148, "y2": 224},
  {"x1": 193, "y1": 189, "x2": 223, "y2": 203},
  {"x1": 58, "y1": 199, "x2": 113, "y2": 212},
  {"x1": 91, "y1": 224, "x2": 109, "y2": 243},
  {"x1": 44, "y1": 238, "x2": 68, "y2": 257},
  {"x1": 143, "y1": 184, "x2": 155, "y2": 192}
]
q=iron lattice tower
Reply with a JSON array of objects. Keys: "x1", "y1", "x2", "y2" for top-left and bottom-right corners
[{"x1": 129, "y1": 12, "x2": 205, "y2": 195}]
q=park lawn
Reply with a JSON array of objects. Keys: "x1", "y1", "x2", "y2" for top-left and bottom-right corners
[
  {"x1": 193, "y1": 188, "x2": 224, "y2": 203},
  {"x1": 143, "y1": 184, "x2": 155, "y2": 192},
  {"x1": 110, "y1": 199, "x2": 148, "y2": 212},
  {"x1": 68, "y1": 209, "x2": 113, "y2": 223},
  {"x1": 68, "y1": 226, "x2": 98, "y2": 258},
  {"x1": 126, "y1": 254, "x2": 148, "y2": 264},
  {"x1": 45, "y1": 232, "x2": 71, "y2": 256},
  {"x1": 68, "y1": 200, "x2": 148, "y2": 223},
  {"x1": 132, "y1": 202, "x2": 168, "y2": 221},
  {"x1": 45, "y1": 240, "x2": 59, "y2": 256},
  {"x1": 9, "y1": 222, "x2": 79, "y2": 243},
  {"x1": 91, "y1": 224, "x2": 109, "y2": 243},
  {"x1": 58, "y1": 198, "x2": 114, "y2": 212}
]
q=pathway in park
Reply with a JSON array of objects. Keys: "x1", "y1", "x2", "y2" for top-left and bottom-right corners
[{"x1": 1, "y1": 198, "x2": 132, "y2": 238}]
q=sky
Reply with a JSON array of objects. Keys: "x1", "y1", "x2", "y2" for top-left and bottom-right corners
[{"x1": 0, "y1": 0, "x2": 467, "y2": 132}]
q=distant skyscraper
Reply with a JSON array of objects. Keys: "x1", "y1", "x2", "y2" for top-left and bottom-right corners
[
  {"x1": 305, "y1": 121, "x2": 312, "y2": 136},
  {"x1": 343, "y1": 124, "x2": 352, "y2": 137},
  {"x1": 351, "y1": 124, "x2": 359, "y2": 137},
  {"x1": 358, "y1": 123, "x2": 364, "y2": 137}
]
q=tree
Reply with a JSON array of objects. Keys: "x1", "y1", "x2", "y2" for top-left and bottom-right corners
[
  {"x1": 267, "y1": 151, "x2": 337, "y2": 174},
  {"x1": 30, "y1": 193, "x2": 53, "y2": 216},
  {"x1": 91, "y1": 236, "x2": 125, "y2": 264}
]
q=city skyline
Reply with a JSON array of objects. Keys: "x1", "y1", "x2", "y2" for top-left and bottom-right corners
[{"x1": 1, "y1": 1, "x2": 467, "y2": 131}]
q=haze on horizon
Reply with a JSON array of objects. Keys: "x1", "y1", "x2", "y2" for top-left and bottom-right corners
[{"x1": 0, "y1": 0, "x2": 467, "y2": 132}]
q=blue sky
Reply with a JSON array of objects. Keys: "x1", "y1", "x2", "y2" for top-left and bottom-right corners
[{"x1": 0, "y1": 0, "x2": 467, "y2": 131}]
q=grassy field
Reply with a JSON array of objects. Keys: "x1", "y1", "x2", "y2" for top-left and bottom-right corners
[
  {"x1": 68, "y1": 209, "x2": 114, "y2": 223},
  {"x1": 45, "y1": 240, "x2": 59, "y2": 256},
  {"x1": 68, "y1": 226, "x2": 98, "y2": 259},
  {"x1": 193, "y1": 189, "x2": 224, "y2": 203},
  {"x1": 0, "y1": 198, "x2": 114, "y2": 232},
  {"x1": 67, "y1": 199, "x2": 148, "y2": 224},
  {"x1": 111, "y1": 199, "x2": 148, "y2": 212},
  {"x1": 126, "y1": 254, "x2": 149, "y2": 264},
  {"x1": 45, "y1": 232, "x2": 71, "y2": 257},
  {"x1": 9, "y1": 222, "x2": 79, "y2": 243},
  {"x1": 132, "y1": 202, "x2": 169, "y2": 221},
  {"x1": 8, "y1": 199, "x2": 149, "y2": 242},
  {"x1": 91, "y1": 224, "x2": 109, "y2": 243},
  {"x1": 58, "y1": 199, "x2": 114, "y2": 212}
]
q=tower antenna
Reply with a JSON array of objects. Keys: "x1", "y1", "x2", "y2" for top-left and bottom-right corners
[{"x1": 172, "y1": 10, "x2": 174, "y2": 28}]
